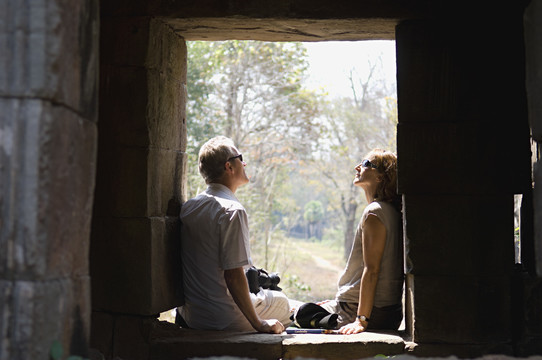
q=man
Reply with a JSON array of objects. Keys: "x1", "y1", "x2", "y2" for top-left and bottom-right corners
[{"x1": 177, "y1": 136, "x2": 290, "y2": 333}]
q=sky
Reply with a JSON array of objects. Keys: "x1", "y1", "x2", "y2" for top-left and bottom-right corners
[{"x1": 304, "y1": 41, "x2": 397, "y2": 98}]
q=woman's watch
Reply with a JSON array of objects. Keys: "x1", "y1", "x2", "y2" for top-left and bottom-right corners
[{"x1": 356, "y1": 315, "x2": 370, "y2": 323}]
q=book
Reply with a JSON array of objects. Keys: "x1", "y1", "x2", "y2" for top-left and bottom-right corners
[{"x1": 285, "y1": 328, "x2": 337, "y2": 334}]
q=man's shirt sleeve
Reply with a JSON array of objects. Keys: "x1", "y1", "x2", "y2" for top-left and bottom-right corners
[{"x1": 218, "y1": 207, "x2": 252, "y2": 270}]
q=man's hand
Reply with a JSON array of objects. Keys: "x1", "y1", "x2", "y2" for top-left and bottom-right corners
[
  {"x1": 224, "y1": 267, "x2": 286, "y2": 333},
  {"x1": 255, "y1": 319, "x2": 285, "y2": 334}
]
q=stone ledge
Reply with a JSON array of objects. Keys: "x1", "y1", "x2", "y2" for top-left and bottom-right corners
[
  {"x1": 282, "y1": 331, "x2": 406, "y2": 360},
  {"x1": 149, "y1": 321, "x2": 408, "y2": 360}
]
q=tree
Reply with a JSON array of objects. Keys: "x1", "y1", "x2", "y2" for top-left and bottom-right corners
[
  {"x1": 303, "y1": 200, "x2": 324, "y2": 240},
  {"x1": 185, "y1": 40, "x2": 324, "y2": 267},
  {"x1": 313, "y1": 52, "x2": 397, "y2": 258}
]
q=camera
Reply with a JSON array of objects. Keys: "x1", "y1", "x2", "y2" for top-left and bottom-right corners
[{"x1": 245, "y1": 267, "x2": 282, "y2": 294}]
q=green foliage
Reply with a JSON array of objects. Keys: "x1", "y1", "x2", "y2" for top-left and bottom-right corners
[
  {"x1": 283, "y1": 274, "x2": 312, "y2": 300},
  {"x1": 304, "y1": 200, "x2": 324, "y2": 223},
  {"x1": 186, "y1": 39, "x2": 397, "y2": 267},
  {"x1": 50, "y1": 340, "x2": 63, "y2": 360},
  {"x1": 186, "y1": 40, "x2": 325, "y2": 261},
  {"x1": 50, "y1": 340, "x2": 88, "y2": 360}
]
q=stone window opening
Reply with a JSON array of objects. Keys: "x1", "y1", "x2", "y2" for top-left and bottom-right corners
[{"x1": 159, "y1": 37, "x2": 402, "y2": 325}]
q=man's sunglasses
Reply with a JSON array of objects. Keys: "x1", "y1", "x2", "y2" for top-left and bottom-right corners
[
  {"x1": 227, "y1": 154, "x2": 243, "y2": 163},
  {"x1": 361, "y1": 159, "x2": 378, "y2": 169}
]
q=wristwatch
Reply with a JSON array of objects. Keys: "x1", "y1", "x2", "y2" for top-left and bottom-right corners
[{"x1": 356, "y1": 315, "x2": 370, "y2": 322}]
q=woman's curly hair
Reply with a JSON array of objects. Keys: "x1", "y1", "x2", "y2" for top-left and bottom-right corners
[{"x1": 366, "y1": 149, "x2": 398, "y2": 204}]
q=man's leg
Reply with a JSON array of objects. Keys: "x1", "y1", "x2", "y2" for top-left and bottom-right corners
[{"x1": 253, "y1": 290, "x2": 292, "y2": 327}]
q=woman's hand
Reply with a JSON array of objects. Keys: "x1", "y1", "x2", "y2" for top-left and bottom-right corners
[{"x1": 338, "y1": 320, "x2": 367, "y2": 335}]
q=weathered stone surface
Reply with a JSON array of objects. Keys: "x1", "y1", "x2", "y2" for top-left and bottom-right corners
[
  {"x1": 165, "y1": 18, "x2": 398, "y2": 41},
  {"x1": 282, "y1": 331, "x2": 405, "y2": 359},
  {"x1": 97, "y1": 65, "x2": 185, "y2": 149},
  {"x1": 396, "y1": 19, "x2": 527, "y2": 125},
  {"x1": 0, "y1": 276, "x2": 90, "y2": 360},
  {"x1": 148, "y1": 149, "x2": 183, "y2": 217},
  {"x1": 396, "y1": 18, "x2": 531, "y2": 195},
  {"x1": 98, "y1": 65, "x2": 150, "y2": 147},
  {"x1": 150, "y1": 325, "x2": 283, "y2": 360},
  {"x1": 92, "y1": 146, "x2": 181, "y2": 218},
  {"x1": 0, "y1": 98, "x2": 97, "y2": 279},
  {"x1": 397, "y1": 122, "x2": 531, "y2": 196},
  {"x1": 403, "y1": 194, "x2": 514, "y2": 276},
  {"x1": 90, "y1": 216, "x2": 181, "y2": 315},
  {"x1": 148, "y1": 19, "x2": 187, "y2": 83},
  {"x1": 0, "y1": 0, "x2": 99, "y2": 118},
  {"x1": 511, "y1": 275, "x2": 542, "y2": 356},
  {"x1": 525, "y1": 0, "x2": 542, "y2": 143},
  {"x1": 90, "y1": 311, "x2": 114, "y2": 360},
  {"x1": 408, "y1": 274, "x2": 512, "y2": 344},
  {"x1": 100, "y1": 17, "x2": 152, "y2": 67},
  {"x1": 147, "y1": 69, "x2": 185, "y2": 150},
  {"x1": 534, "y1": 160, "x2": 542, "y2": 277},
  {"x1": 91, "y1": 14, "x2": 186, "y2": 319},
  {"x1": 177, "y1": 150, "x2": 188, "y2": 204}
]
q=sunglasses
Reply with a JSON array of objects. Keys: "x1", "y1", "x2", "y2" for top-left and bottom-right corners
[
  {"x1": 361, "y1": 159, "x2": 378, "y2": 169},
  {"x1": 227, "y1": 154, "x2": 243, "y2": 163}
]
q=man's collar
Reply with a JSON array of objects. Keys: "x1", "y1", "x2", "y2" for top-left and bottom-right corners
[{"x1": 207, "y1": 183, "x2": 237, "y2": 199}]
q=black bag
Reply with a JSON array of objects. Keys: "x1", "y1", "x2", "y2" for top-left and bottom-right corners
[
  {"x1": 245, "y1": 266, "x2": 282, "y2": 294},
  {"x1": 290, "y1": 302, "x2": 338, "y2": 330}
]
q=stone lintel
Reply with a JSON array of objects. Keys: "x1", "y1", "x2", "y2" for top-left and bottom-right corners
[{"x1": 164, "y1": 17, "x2": 398, "y2": 41}]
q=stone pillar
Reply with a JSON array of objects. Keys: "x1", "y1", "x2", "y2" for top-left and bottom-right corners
[
  {"x1": 0, "y1": 1, "x2": 99, "y2": 360},
  {"x1": 518, "y1": 0, "x2": 542, "y2": 355},
  {"x1": 396, "y1": 16, "x2": 531, "y2": 355},
  {"x1": 89, "y1": 15, "x2": 187, "y2": 359}
]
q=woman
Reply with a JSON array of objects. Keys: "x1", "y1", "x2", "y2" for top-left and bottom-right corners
[{"x1": 320, "y1": 149, "x2": 403, "y2": 334}]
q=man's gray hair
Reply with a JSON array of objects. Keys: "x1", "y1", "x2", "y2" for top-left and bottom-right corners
[{"x1": 198, "y1": 136, "x2": 236, "y2": 184}]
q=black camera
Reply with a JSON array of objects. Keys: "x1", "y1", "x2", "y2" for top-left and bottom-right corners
[{"x1": 245, "y1": 267, "x2": 282, "y2": 294}]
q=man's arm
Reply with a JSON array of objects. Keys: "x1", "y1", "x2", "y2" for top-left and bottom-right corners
[{"x1": 224, "y1": 267, "x2": 285, "y2": 334}]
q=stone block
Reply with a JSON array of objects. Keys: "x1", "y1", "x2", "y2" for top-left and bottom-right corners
[
  {"x1": 396, "y1": 19, "x2": 527, "y2": 125},
  {"x1": 410, "y1": 343, "x2": 514, "y2": 358},
  {"x1": 0, "y1": 98, "x2": 97, "y2": 279},
  {"x1": 100, "y1": 17, "x2": 151, "y2": 68},
  {"x1": 92, "y1": 145, "x2": 148, "y2": 217},
  {"x1": 98, "y1": 65, "x2": 150, "y2": 148},
  {"x1": 98, "y1": 64, "x2": 185, "y2": 151},
  {"x1": 147, "y1": 68, "x2": 185, "y2": 150},
  {"x1": 0, "y1": 0, "x2": 99, "y2": 118},
  {"x1": 150, "y1": 216, "x2": 182, "y2": 311},
  {"x1": 93, "y1": 146, "x2": 181, "y2": 218},
  {"x1": 148, "y1": 19, "x2": 187, "y2": 83},
  {"x1": 99, "y1": 18, "x2": 186, "y2": 150},
  {"x1": 533, "y1": 160, "x2": 542, "y2": 277},
  {"x1": 397, "y1": 121, "x2": 531, "y2": 195},
  {"x1": 177, "y1": 151, "x2": 189, "y2": 204},
  {"x1": 0, "y1": 276, "x2": 90, "y2": 360},
  {"x1": 525, "y1": 0, "x2": 542, "y2": 143},
  {"x1": 282, "y1": 332, "x2": 405, "y2": 360},
  {"x1": 148, "y1": 148, "x2": 181, "y2": 217},
  {"x1": 403, "y1": 194, "x2": 514, "y2": 277},
  {"x1": 149, "y1": 326, "x2": 284, "y2": 360},
  {"x1": 511, "y1": 275, "x2": 542, "y2": 355},
  {"x1": 90, "y1": 216, "x2": 182, "y2": 315},
  {"x1": 408, "y1": 274, "x2": 512, "y2": 344},
  {"x1": 90, "y1": 311, "x2": 114, "y2": 360}
]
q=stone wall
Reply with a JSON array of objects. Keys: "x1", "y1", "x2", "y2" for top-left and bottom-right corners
[
  {"x1": 2, "y1": 0, "x2": 542, "y2": 359},
  {"x1": 396, "y1": 15, "x2": 532, "y2": 353},
  {"x1": 0, "y1": 1, "x2": 99, "y2": 359},
  {"x1": 90, "y1": 17, "x2": 187, "y2": 315}
]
